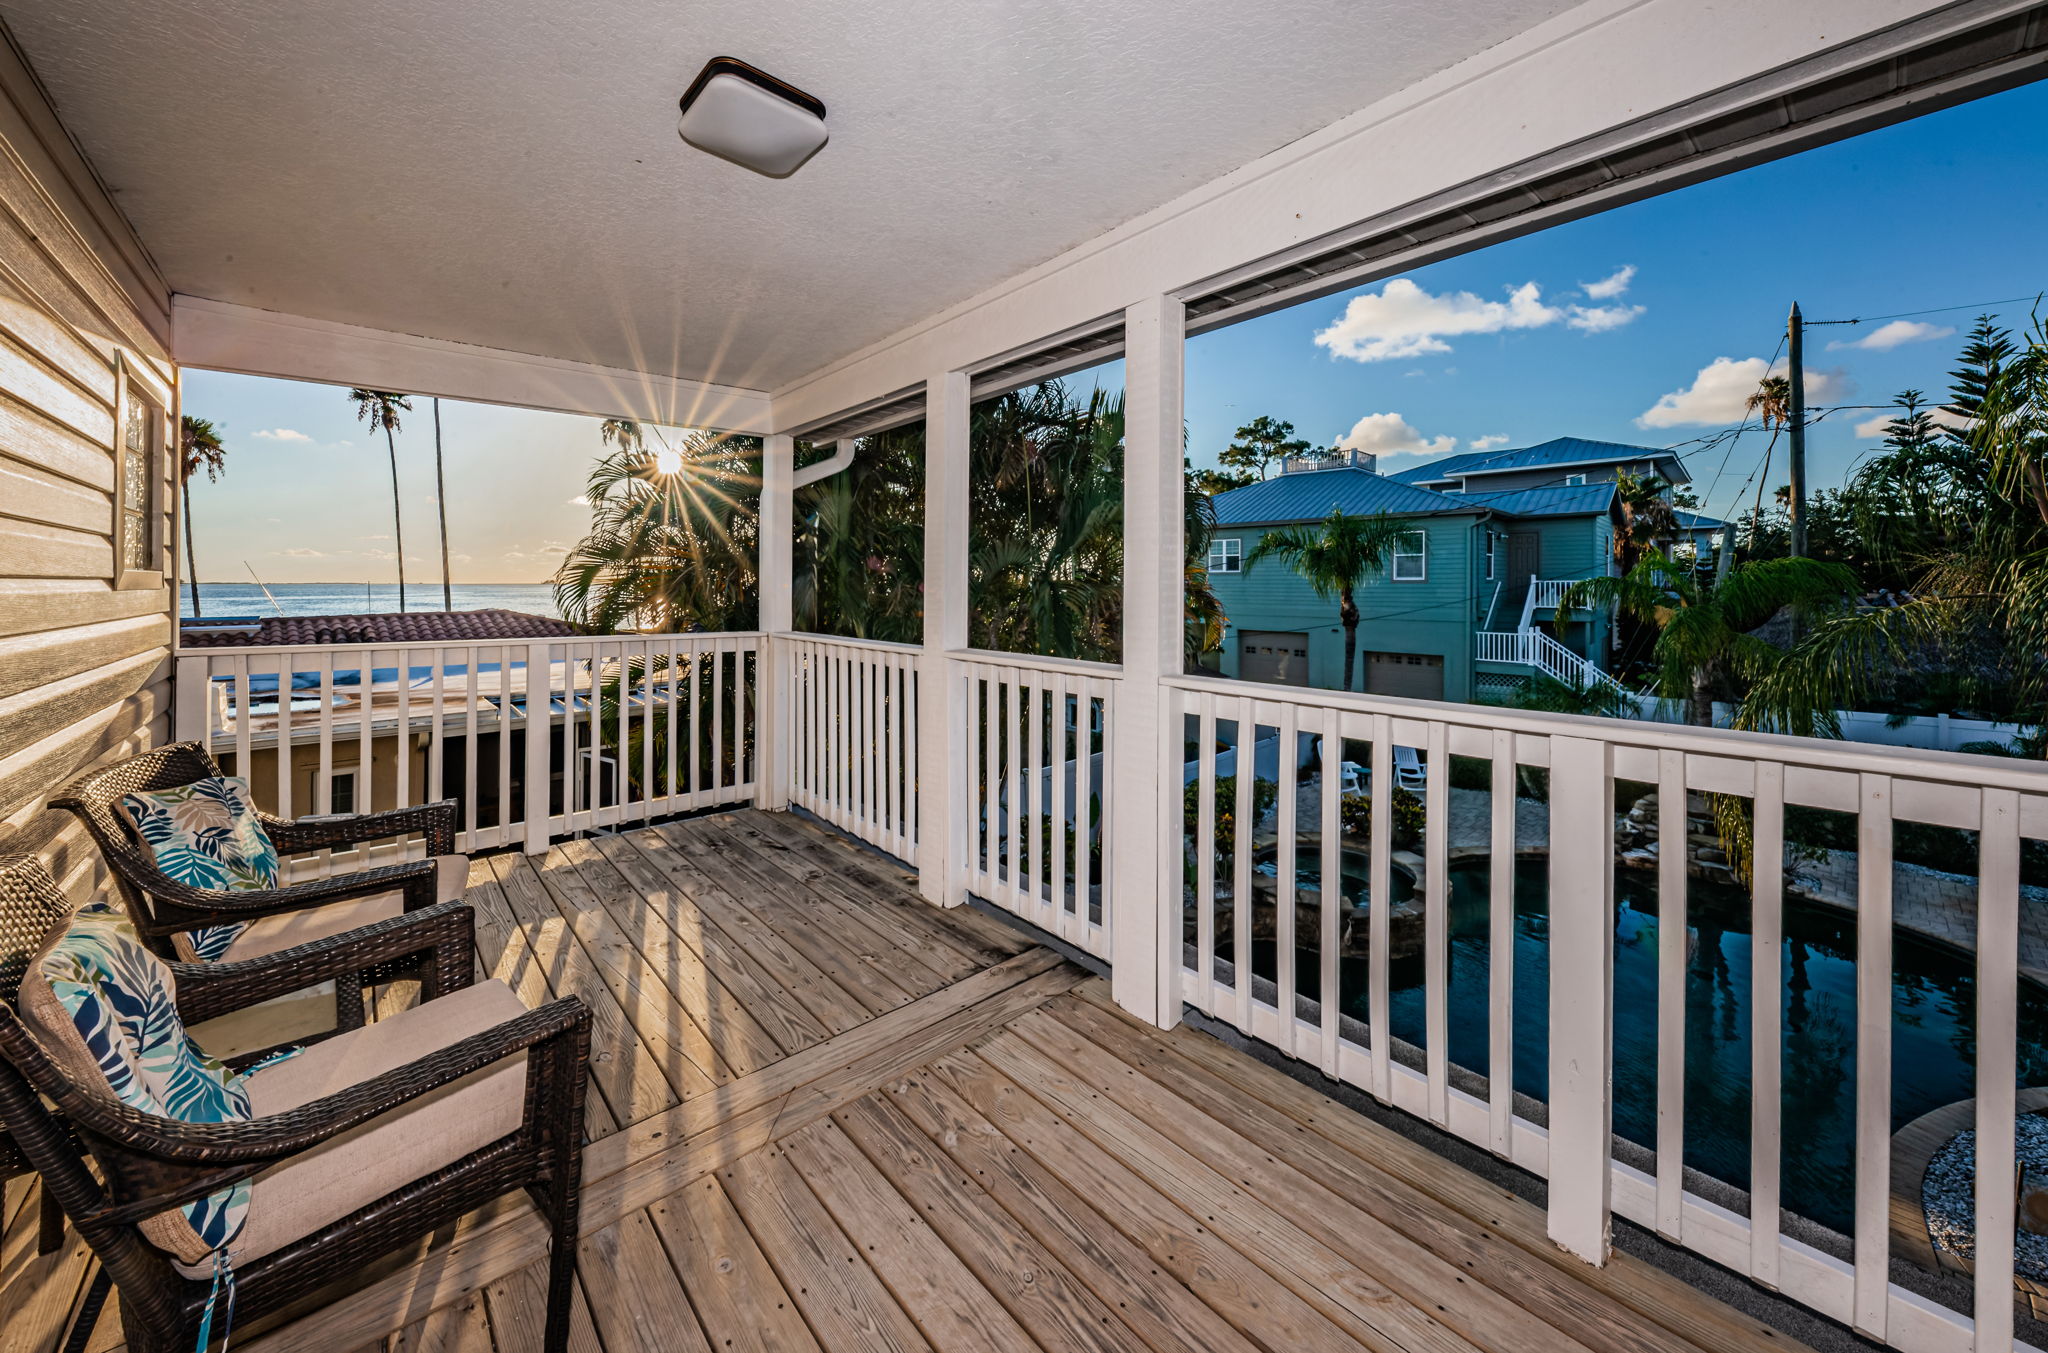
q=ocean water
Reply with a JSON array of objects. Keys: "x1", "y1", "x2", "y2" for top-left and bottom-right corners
[{"x1": 180, "y1": 582, "x2": 560, "y2": 619}]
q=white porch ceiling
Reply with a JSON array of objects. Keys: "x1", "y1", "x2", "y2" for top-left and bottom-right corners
[{"x1": 4, "y1": 0, "x2": 1578, "y2": 397}]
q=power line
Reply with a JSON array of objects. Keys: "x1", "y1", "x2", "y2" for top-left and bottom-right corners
[{"x1": 1805, "y1": 291, "x2": 2044, "y2": 327}]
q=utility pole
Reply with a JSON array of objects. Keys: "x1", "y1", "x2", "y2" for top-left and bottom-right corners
[{"x1": 1786, "y1": 302, "x2": 1807, "y2": 558}]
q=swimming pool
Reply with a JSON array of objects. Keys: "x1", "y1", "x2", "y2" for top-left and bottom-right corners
[{"x1": 1243, "y1": 857, "x2": 2048, "y2": 1236}]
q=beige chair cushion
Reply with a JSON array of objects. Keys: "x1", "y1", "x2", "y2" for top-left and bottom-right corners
[
  {"x1": 216, "y1": 854, "x2": 469, "y2": 962},
  {"x1": 172, "y1": 978, "x2": 528, "y2": 1276}
]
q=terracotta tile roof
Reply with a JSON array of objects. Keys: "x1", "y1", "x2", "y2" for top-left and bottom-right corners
[{"x1": 179, "y1": 609, "x2": 579, "y2": 648}]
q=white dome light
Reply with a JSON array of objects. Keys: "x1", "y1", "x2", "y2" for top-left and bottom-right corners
[{"x1": 678, "y1": 58, "x2": 828, "y2": 179}]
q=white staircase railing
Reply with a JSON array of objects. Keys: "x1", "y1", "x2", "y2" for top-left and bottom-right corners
[
  {"x1": 1483, "y1": 576, "x2": 1627, "y2": 698},
  {"x1": 1474, "y1": 627, "x2": 1629, "y2": 699}
]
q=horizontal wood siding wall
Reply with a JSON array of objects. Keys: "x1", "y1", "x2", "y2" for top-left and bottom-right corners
[{"x1": 0, "y1": 28, "x2": 175, "y2": 896}]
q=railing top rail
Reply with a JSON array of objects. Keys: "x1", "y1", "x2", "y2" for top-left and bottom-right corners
[
  {"x1": 951, "y1": 647, "x2": 1125, "y2": 681},
  {"x1": 781, "y1": 631, "x2": 925, "y2": 655},
  {"x1": 172, "y1": 630, "x2": 762, "y2": 660},
  {"x1": 1163, "y1": 671, "x2": 2048, "y2": 794}
]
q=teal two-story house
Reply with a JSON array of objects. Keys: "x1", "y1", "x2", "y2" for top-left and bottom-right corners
[{"x1": 1205, "y1": 437, "x2": 1723, "y2": 703}]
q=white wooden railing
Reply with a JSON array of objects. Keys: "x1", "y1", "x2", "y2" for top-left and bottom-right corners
[
  {"x1": 783, "y1": 634, "x2": 920, "y2": 863},
  {"x1": 1162, "y1": 671, "x2": 2048, "y2": 1353},
  {"x1": 175, "y1": 621, "x2": 2048, "y2": 1352},
  {"x1": 1476, "y1": 627, "x2": 1628, "y2": 699},
  {"x1": 956, "y1": 650, "x2": 1118, "y2": 960},
  {"x1": 173, "y1": 632, "x2": 759, "y2": 855}
]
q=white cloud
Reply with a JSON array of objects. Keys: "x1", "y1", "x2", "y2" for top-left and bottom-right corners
[
  {"x1": 1582, "y1": 265, "x2": 1636, "y2": 299},
  {"x1": 1635, "y1": 356, "x2": 1849, "y2": 429},
  {"x1": 1566, "y1": 304, "x2": 1644, "y2": 333},
  {"x1": 251, "y1": 428, "x2": 311, "y2": 443},
  {"x1": 1470, "y1": 434, "x2": 1511, "y2": 451},
  {"x1": 359, "y1": 548, "x2": 395, "y2": 561},
  {"x1": 276, "y1": 547, "x2": 328, "y2": 558},
  {"x1": 1829, "y1": 319, "x2": 1955, "y2": 352},
  {"x1": 1334, "y1": 412, "x2": 1457, "y2": 459},
  {"x1": 568, "y1": 495, "x2": 590, "y2": 507},
  {"x1": 1314, "y1": 277, "x2": 1644, "y2": 362},
  {"x1": 1315, "y1": 280, "x2": 1562, "y2": 362}
]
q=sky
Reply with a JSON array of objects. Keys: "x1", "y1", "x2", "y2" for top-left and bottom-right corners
[{"x1": 181, "y1": 77, "x2": 2048, "y2": 585}]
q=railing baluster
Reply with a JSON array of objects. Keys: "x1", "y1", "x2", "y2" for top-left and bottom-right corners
[
  {"x1": 1489, "y1": 727, "x2": 1517, "y2": 1156},
  {"x1": 315, "y1": 649, "x2": 335, "y2": 816},
  {"x1": 1424, "y1": 719, "x2": 1450, "y2": 1126},
  {"x1": 1232, "y1": 695, "x2": 1254, "y2": 1034},
  {"x1": 1750, "y1": 761, "x2": 1785, "y2": 1286},
  {"x1": 1196, "y1": 700, "x2": 1217, "y2": 1008},
  {"x1": 1319, "y1": 707, "x2": 1343, "y2": 1078},
  {"x1": 273, "y1": 651, "x2": 293, "y2": 820},
  {"x1": 1655, "y1": 746, "x2": 1687, "y2": 1234},
  {"x1": 462, "y1": 644, "x2": 481, "y2": 846},
  {"x1": 1976, "y1": 786, "x2": 2022, "y2": 1353},
  {"x1": 1050, "y1": 672, "x2": 1069, "y2": 932},
  {"x1": 1275, "y1": 701, "x2": 1299, "y2": 1046},
  {"x1": 1368, "y1": 713, "x2": 1393, "y2": 1101},
  {"x1": 1852, "y1": 773, "x2": 1894, "y2": 1338},
  {"x1": 231, "y1": 654, "x2": 252, "y2": 783}
]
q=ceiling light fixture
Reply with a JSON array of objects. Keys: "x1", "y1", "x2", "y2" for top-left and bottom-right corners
[{"x1": 677, "y1": 57, "x2": 828, "y2": 178}]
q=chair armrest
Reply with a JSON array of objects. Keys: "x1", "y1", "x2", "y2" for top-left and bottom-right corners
[
  {"x1": 53, "y1": 999, "x2": 591, "y2": 1220},
  {"x1": 141, "y1": 857, "x2": 444, "y2": 937},
  {"x1": 172, "y1": 902, "x2": 476, "y2": 1025},
  {"x1": 264, "y1": 801, "x2": 458, "y2": 859}
]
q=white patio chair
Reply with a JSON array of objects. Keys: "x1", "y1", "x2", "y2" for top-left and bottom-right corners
[{"x1": 1394, "y1": 745, "x2": 1427, "y2": 792}]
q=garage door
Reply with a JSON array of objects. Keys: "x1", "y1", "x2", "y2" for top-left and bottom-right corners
[
  {"x1": 1239, "y1": 631, "x2": 1310, "y2": 686},
  {"x1": 1365, "y1": 650, "x2": 1444, "y2": 700}
]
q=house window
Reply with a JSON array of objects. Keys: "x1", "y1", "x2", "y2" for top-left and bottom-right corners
[
  {"x1": 1484, "y1": 532, "x2": 1497, "y2": 580},
  {"x1": 1208, "y1": 538, "x2": 1242, "y2": 573},
  {"x1": 1564, "y1": 473, "x2": 1588, "y2": 487},
  {"x1": 326, "y1": 769, "x2": 358, "y2": 816},
  {"x1": 1391, "y1": 530, "x2": 1426, "y2": 581},
  {"x1": 114, "y1": 356, "x2": 168, "y2": 585}
]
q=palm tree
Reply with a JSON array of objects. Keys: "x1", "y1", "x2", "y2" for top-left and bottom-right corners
[
  {"x1": 348, "y1": 389, "x2": 414, "y2": 611},
  {"x1": 432, "y1": 398, "x2": 452, "y2": 610},
  {"x1": 1743, "y1": 374, "x2": 1792, "y2": 552},
  {"x1": 1244, "y1": 509, "x2": 1414, "y2": 691},
  {"x1": 1742, "y1": 315, "x2": 2048, "y2": 746},
  {"x1": 177, "y1": 416, "x2": 226, "y2": 617},
  {"x1": 1560, "y1": 554, "x2": 1857, "y2": 727},
  {"x1": 556, "y1": 426, "x2": 762, "y2": 633},
  {"x1": 1612, "y1": 469, "x2": 1679, "y2": 570}
]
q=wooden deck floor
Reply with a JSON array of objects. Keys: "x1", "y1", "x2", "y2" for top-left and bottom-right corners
[{"x1": 3, "y1": 809, "x2": 1810, "y2": 1353}]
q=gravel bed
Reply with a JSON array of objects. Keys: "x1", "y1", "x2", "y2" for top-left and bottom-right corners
[{"x1": 1923, "y1": 1113, "x2": 2048, "y2": 1280}]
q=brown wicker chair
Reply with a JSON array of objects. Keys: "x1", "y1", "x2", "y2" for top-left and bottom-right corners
[
  {"x1": 52, "y1": 741, "x2": 464, "y2": 969},
  {"x1": 0, "y1": 854, "x2": 591, "y2": 1353}
]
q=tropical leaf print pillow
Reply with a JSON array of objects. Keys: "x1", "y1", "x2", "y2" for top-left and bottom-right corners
[
  {"x1": 31, "y1": 903, "x2": 257, "y2": 1261},
  {"x1": 119, "y1": 776, "x2": 281, "y2": 961}
]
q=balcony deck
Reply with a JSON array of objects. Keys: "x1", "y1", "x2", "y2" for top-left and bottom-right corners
[{"x1": 3, "y1": 809, "x2": 1807, "y2": 1353}]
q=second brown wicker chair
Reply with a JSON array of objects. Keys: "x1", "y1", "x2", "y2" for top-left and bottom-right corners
[
  {"x1": 0, "y1": 854, "x2": 591, "y2": 1353},
  {"x1": 53, "y1": 741, "x2": 466, "y2": 970}
]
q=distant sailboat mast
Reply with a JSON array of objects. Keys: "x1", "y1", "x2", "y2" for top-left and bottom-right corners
[{"x1": 242, "y1": 561, "x2": 284, "y2": 616}]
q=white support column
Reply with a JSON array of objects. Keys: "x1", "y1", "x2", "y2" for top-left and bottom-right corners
[
  {"x1": 1546, "y1": 733, "x2": 1615, "y2": 1262},
  {"x1": 1113, "y1": 293, "x2": 1185, "y2": 1027},
  {"x1": 755, "y1": 432, "x2": 795, "y2": 811},
  {"x1": 917, "y1": 372, "x2": 971, "y2": 905}
]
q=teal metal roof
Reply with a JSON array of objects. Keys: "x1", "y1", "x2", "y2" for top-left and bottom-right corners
[
  {"x1": 1387, "y1": 436, "x2": 1687, "y2": 486},
  {"x1": 1674, "y1": 507, "x2": 1728, "y2": 531},
  {"x1": 1459, "y1": 483, "x2": 1616, "y2": 517},
  {"x1": 1210, "y1": 467, "x2": 1478, "y2": 525}
]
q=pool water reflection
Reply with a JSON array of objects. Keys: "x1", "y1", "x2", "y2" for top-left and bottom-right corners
[{"x1": 1248, "y1": 858, "x2": 2048, "y2": 1236}]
